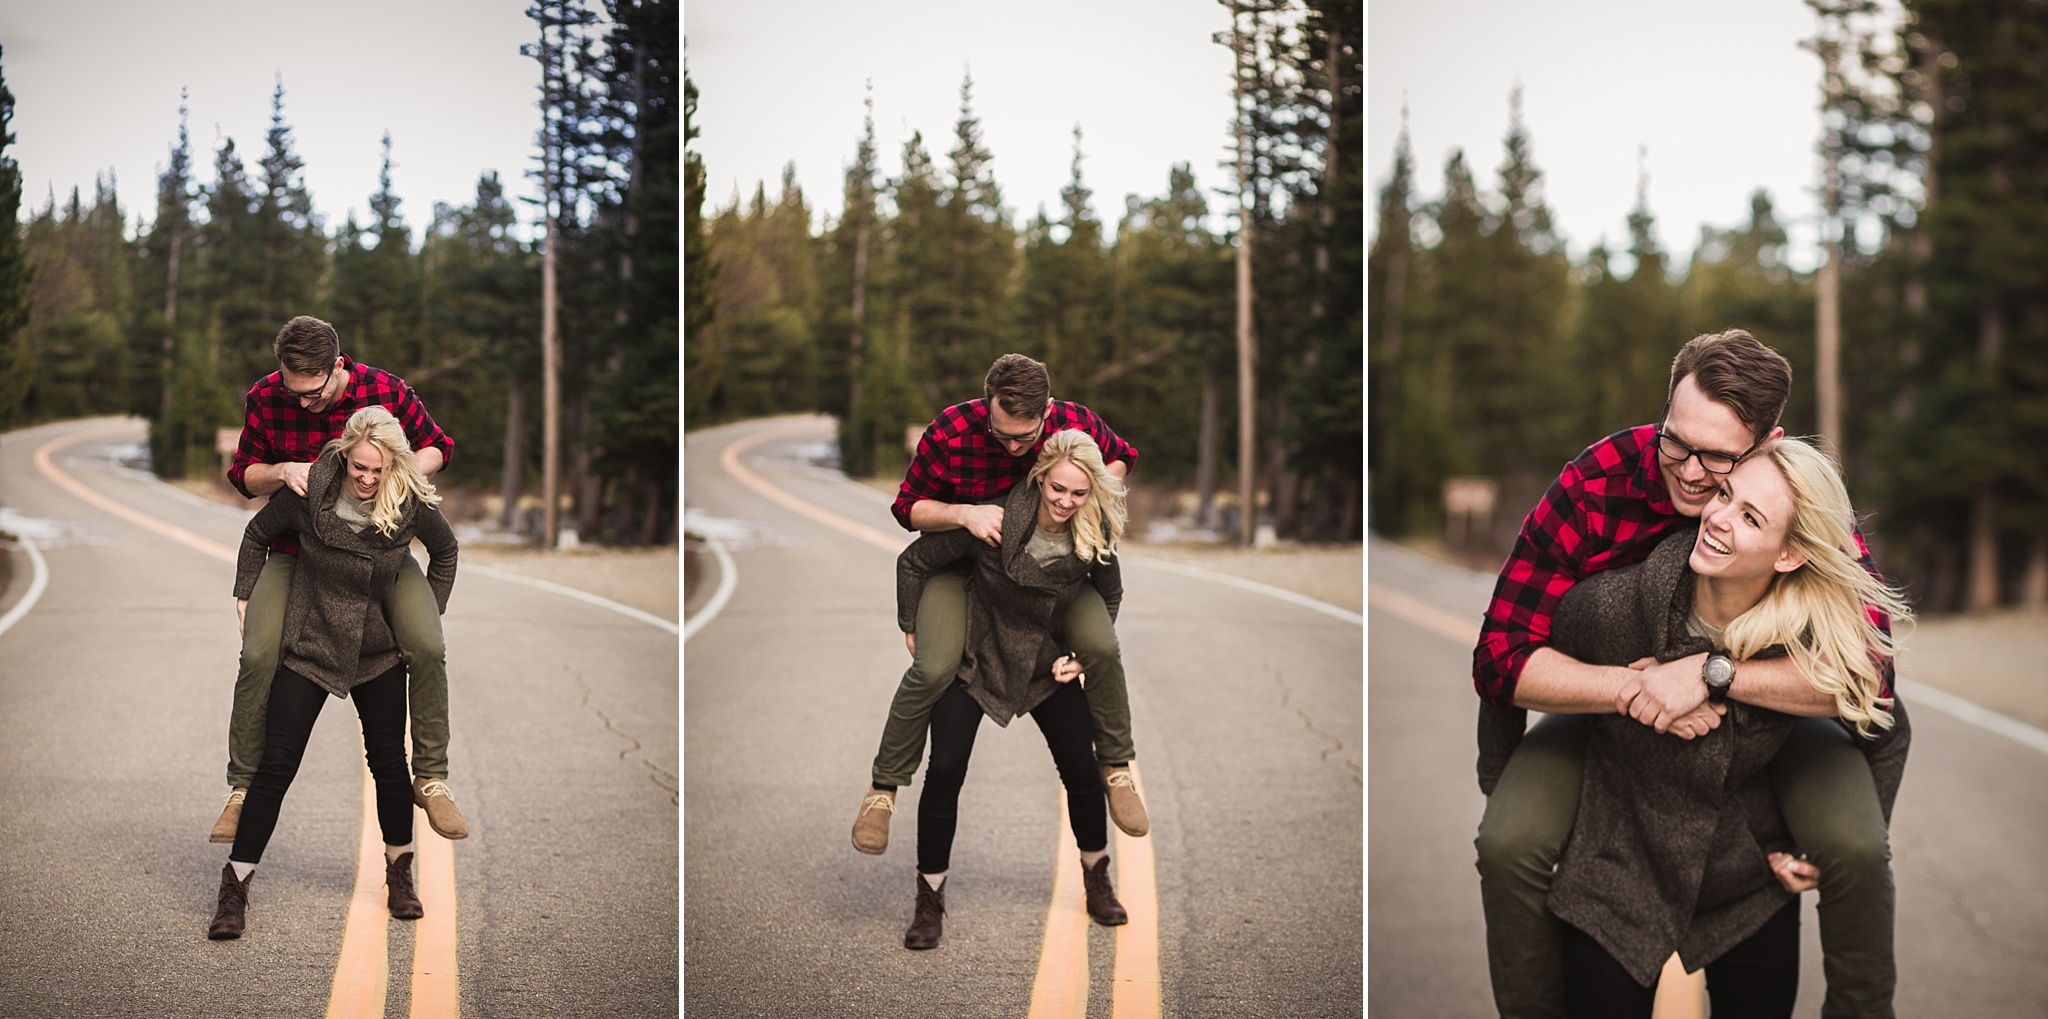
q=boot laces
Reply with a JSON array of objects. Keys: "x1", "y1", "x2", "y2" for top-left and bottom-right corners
[
  {"x1": 417, "y1": 779, "x2": 452, "y2": 800},
  {"x1": 860, "y1": 792, "x2": 896, "y2": 817},
  {"x1": 1102, "y1": 769, "x2": 1137, "y2": 791},
  {"x1": 222, "y1": 788, "x2": 247, "y2": 806}
]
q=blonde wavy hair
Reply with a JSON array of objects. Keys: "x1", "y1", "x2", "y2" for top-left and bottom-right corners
[
  {"x1": 1718, "y1": 438, "x2": 1913, "y2": 737},
  {"x1": 1025, "y1": 429, "x2": 1127, "y2": 564},
  {"x1": 320, "y1": 406, "x2": 441, "y2": 537}
]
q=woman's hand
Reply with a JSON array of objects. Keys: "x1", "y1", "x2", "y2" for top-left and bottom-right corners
[
  {"x1": 235, "y1": 598, "x2": 248, "y2": 638},
  {"x1": 1615, "y1": 653, "x2": 1713, "y2": 732},
  {"x1": 1664, "y1": 702, "x2": 1727, "y2": 739},
  {"x1": 1768, "y1": 851, "x2": 1819, "y2": 893},
  {"x1": 1052, "y1": 654, "x2": 1086, "y2": 686}
]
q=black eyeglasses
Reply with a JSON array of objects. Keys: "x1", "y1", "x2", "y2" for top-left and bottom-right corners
[
  {"x1": 1655, "y1": 423, "x2": 1759, "y2": 475},
  {"x1": 986, "y1": 418, "x2": 1042, "y2": 446},
  {"x1": 284, "y1": 365, "x2": 334, "y2": 402}
]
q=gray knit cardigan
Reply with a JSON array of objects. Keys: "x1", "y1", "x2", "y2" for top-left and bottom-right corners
[
  {"x1": 896, "y1": 479, "x2": 1122, "y2": 727},
  {"x1": 1483, "y1": 523, "x2": 1908, "y2": 987},
  {"x1": 233, "y1": 451, "x2": 457, "y2": 698}
]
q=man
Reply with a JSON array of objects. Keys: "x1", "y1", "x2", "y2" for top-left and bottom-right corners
[
  {"x1": 1472, "y1": 329, "x2": 1906, "y2": 1019},
  {"x1": 851, "y1": 353, "x2": 1149, "y2": 854},
  {"x1": 211, "y1": 315, "x2": 469, "y2": 844}
]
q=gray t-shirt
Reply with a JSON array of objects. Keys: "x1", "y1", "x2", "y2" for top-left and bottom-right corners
[
  {"x1": 1686, "y1": 608, "x2": 1726, "y2": 650},
  {"x1": 1026, "y1": 525, "x2": 1073, "y2": 567},
  {"x1": 331, "y1": 491, "x2": 375, "y2": 530}
]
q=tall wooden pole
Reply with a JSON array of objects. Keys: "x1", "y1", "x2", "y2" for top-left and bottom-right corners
[
  {"x1": 1232, "y1": 1, "x2": 1258, "y2": 547},
  {"x1": 1815, "y1": 36, "x2": 1844, "y2": 455},
  {"x1": 539, "y1": 16, "x2": 562, "y2": 551}
]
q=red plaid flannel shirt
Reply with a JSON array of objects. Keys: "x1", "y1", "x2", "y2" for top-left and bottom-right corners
[
  {"x1": 1473, "y1": 424, "x2": 1893, "y2": 706},
  {"x1": 890, "y1": 399, "x2": 1137, "y2": 531},
  {"x1": 228, "y1": 357, "x2": 454, "y2": 555}
]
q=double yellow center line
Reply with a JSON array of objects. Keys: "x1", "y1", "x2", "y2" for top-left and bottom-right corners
[
  {"x1": 717, "y1": 422, "x2": 1164, "y2": 1016},
  {"x1": 34, "y1": 423, "x2": 460, "y2": 1017}
]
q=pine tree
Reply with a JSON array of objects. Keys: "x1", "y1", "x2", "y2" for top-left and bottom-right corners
[
  {"x1": 1367, "y1": 113, "x2": 1416, "y2": 532},
  {"x1": 933, "y1": 69, "x2": 1014, "y2": 403},
  {"x1": 1471, "y1": 85, "x2": 1574, "y2": 504},
  {"x1": 1015, "y1": 126, "x2": 1113, "y2": 409},
  {"x1": 825, "y1": 84, "x2": 882, "y2": 473},
  {"x1": 682, "y1": 66, "x2": 720, "y2": 430},
  {"x1": 134, "y1": 91, "x2": 195, "y2": 446},
  {"x1": 1577, "y1": 160, "x2": 1680, "y2": 441},
  {"x1": 254, "y1": 76, "x2": 325, "y2": 345},
  {"x1": 0, "y1": 47, "x2": 35, "y2": 427},
  {"x1": 329, "y1": 132, "x2": 423, "y2": 374},
  {"x1": 18, "y1": 177, "x2": 132, "y2": 420}
]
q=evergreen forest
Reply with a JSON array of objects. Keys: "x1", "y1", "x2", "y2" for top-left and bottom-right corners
[
  {"x1": 0, "y1": 1, "x2": 680, "y2": 546},
  {"x1": 1372, "y1": 0, "x2": 2048, "y2": 613},
  {"x1": 685, "y1": 0, "x2": 1365, "y2": 542}
]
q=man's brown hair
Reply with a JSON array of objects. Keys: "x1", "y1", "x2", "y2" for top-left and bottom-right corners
[
  {"x1": 1667, "y1": 329, "x2": 1792, "y2": 442},
  {"x1": 984, "y1": 353, "x2": 1051, "y2": 419},
  {"x1": 274, "y1": 316, "x2": 341, "y2": 377}
]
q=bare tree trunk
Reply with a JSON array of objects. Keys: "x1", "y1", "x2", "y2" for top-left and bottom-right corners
[
  {"x1": 1964, "y1": 300, "x2": 2004, "y2": 609},
  {"x1": 573, "y1": 402, "x2": 600, "y2": 540},
  {"x1": 1196, "y1": 364, "x2": 1219, "y2": 529},
  {"x1": 1815, "y1": 249, "x2": 1842, "y2": 453},
  {"x1": 2022, "y1": 533, "x2": 2048, "y2": 610},
  {"x1": 1966, "y1": 493, "x2": 2001, "y2": 611},
  {"x1": 1232, "y1": 1, "x2": 1258, "y2": 547},
  {"x1": 541, "y1": 212, "x2": 560, "y2": 550},
  {"x1": 160, "y1": 226, "x2": 182, "y2": 423},
  {"x1": 499, "y1": 377, "x2": 524, "y2": 531},
  {"x1": 639, "y1": 472, "x2": 663, "y2": 547}
]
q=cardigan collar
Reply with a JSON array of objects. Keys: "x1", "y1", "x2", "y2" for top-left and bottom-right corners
[
  {"x1": 997, "y1": 477, "x2": 1087, "y2": 588},
  {"x1": 305, "y1": 451, "x2": 419, "y2": 552}
]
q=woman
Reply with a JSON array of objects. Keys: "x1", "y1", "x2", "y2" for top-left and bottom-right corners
[
  {"x1": 207, "y1": 406, "x2": 458, "y2": 940},
  {"x1": 890, "y1": 428, "x2": 1130, "y2": 950},
  {"x1": 1508, "y1": 438, "x2": 1910, "y2": 1015}
]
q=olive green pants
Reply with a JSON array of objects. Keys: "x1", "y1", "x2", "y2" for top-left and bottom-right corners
[
  {"x1": 227, "y1": 552, "x2": 451, "y2": 787},
  {"x1": 1474, "y1": 714, "x2": 1895, "y2": 1019},
  {"x1": 870, "y1": 571, "x2": 1133, "y2": 788}
]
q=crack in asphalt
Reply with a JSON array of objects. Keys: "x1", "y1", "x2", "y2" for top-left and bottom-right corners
[
  {"x1": 1275, "y1": 668, "x2": 1362, "y2": 786},
  {"x1": 572, "y1": 669, "x2": 680, "y2": 805}
]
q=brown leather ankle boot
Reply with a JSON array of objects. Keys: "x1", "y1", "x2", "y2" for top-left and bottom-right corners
[
  {"x1": 1082, "y1": 856, "x2": 1128, "y2": 926},
  {"x1": 208, "y1": 863, "x2": 251, "y2": 940},
  {"x1": 387, "y1": 852, "x2": 425, "y2": 920},
  {"x1": 903, "y1": 874, "x2": 945, "y2": 950}
]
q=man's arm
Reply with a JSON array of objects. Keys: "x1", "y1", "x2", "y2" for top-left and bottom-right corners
[
  {"x1": 1613, "y1": 652, "x2": 1835, "y2": 731},
  {"x1": 240, "y1": 461, "x2": 297, "y2": 498},
  {"x1": 416, "y1": 446, "x2": 445, "y2": 477},
  {"x1": 908, "y1": 498, "x2": 1005, "y2": 544}
]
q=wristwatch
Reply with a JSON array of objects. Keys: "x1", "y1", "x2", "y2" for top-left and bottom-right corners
[{"x1": 1702, "y1": 653, "x2": 1736, "y2": 705}]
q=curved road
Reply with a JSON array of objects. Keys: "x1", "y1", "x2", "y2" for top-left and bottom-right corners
[
  {"x1": 683, "y1": 416, "x2": 1364, "y2": 1018},
  {"x1": 0, "y1": 417, "x2": 678, "y2": 1018},
  {"x1": 1368, "y1": 537, "x2": 2048, "y2": 1017}
]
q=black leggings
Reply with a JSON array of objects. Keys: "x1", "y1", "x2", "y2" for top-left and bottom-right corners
[
  {"x1": 230, "y1": 663, "x2": 414, "y2": 865},
  {"x1": 1562, "y1": 899, "x2": 1801, "y2": 1018},
  {"x1": 916, "y1": 679, "x2": 1107, "y2": 876}
]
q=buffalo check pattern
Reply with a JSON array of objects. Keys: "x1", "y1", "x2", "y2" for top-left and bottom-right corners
[
  {"x1": 890, "y1": 399, "x2": 1137, "y2": 531},
  {"x1": 228, "y1": 356, "x2": 453, "y2": 555},
  {"x1": 1473, "y1": 424, "x2": 1893, "y2": 706}
]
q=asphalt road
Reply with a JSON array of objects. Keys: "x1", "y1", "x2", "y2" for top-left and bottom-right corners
[
  {"x1": 0, "y1": 417, "x2": 679, "y2": 1018},
  {"x1": 682, "y1": 416, "x2": 1364, "y2": 1018},
  {"x1": 1367, "y1": 536, "x2": 2048, "y2": 1017}
]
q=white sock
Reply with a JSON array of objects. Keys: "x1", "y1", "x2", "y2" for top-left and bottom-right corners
[
  {"x1": 230, "y1": 860, "x2": 257, "y2": 882},
  {"x1": 920, "y1": 871, "x2": 946, "y2": 891},
  {"x1": 385, "y1": 842, "x2": 415, "y2": 863},
  {"x1": 1079, "y1": 849, "x2": 1107, "y2": 869}
]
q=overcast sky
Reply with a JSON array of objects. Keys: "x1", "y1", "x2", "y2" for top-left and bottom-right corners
[
  {"x1": 686, "y1": 0, "x2": 1241, "y2": 237},
  {"x1": 4, "y1": 1, "x2": 547, "y2": 245},
  {"x1": 1370, "y1": 0, "x2": 1866, "y2": 272}
]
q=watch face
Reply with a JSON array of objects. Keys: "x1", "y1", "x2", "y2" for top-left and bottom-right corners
[{"x1": 1705, "y1": 656, "x2": 1736, "y2": 687}]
